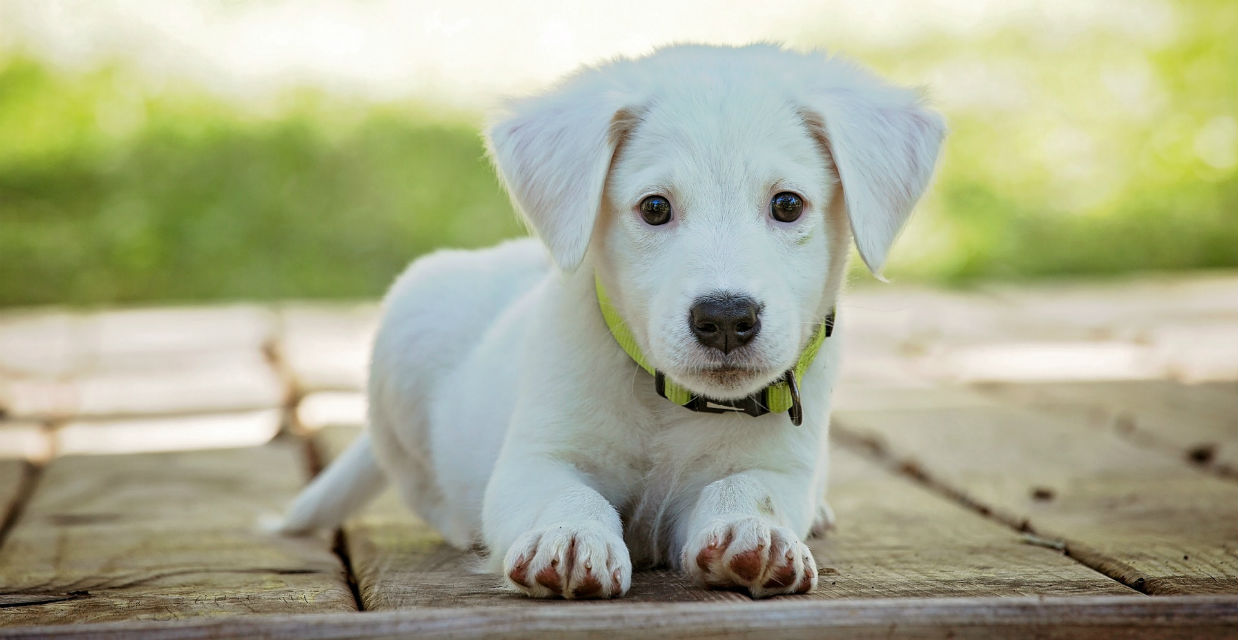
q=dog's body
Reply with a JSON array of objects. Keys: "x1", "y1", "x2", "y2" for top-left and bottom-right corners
[{"x1": 282, "y1": 44, "x2": 944, "y2": 599}]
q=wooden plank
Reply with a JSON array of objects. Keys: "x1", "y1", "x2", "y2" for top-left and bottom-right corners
[
  {"x1": 0, "y1": 311, "x2": 84, "y2": 378},
  {"x1": 976, "y1": 380, "x2": 1238, "y2": 475},
  {"x1": 816, "y1": 445, "x2": 1133, "y2": 599},
  {"x1": 0, "y1": 354, "x2": 285, "y2": 421},
  {"x1": 0, "y1": 305, "x2": 282, "y2": 421},
  {"x1": 0, "y1": 439, "x2": 356, "y2": 627},
  {"x1": 0, "y1": 422, "x2": 52, "y2": 462},
  {"x1": 979, "y1": 274, "x2": 1238, "y2": 382},
  {"x1": 315, "y1": 425, "x2": 1131, "y2": 607},
  {"x1": 834, "y1": 401, "x2": 1238, "y2": 595},
  {"x1": 979, "y1": 272, "x2": 1238, "y2": 337},
  {"x1": 842, "y1": 274, "x2": 1238, "y2": 387},
  {"x1": 296, "y1": 392, "x2": 366, "y2": 432},
  {"x1": 54, "y1": 410, "x2": 282, "y2": 456},
  {"x1": 82, "y1": 305, "x2": 275, "y2": 371},
  {"x1": 0, "y1": 459, "x2": 28, "y2": 531},
  {"x1": 277, "y1": 305, "x2": 377, "y2": 393},
  {"x1": 315, "y1": 426, "x2": 750, "y2": 609},
  {"x1": 830, "y1": 383, "x2": 999, "y2": 413},
  {"x1": 1, "y1": 594, "x2": 1234, "y2": 640}
]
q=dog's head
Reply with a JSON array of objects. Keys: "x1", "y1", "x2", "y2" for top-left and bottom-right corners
[{"x1": 487, "y1": 45, "x2": 944, "y2": 400}]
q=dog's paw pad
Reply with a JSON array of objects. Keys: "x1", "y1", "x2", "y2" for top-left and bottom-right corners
[
  {"x1": 685, "y1": 517, "x2": 817, "y2": 598},
  {"x1": 503, "y1": 522, "x2": 631, "y2": 599}
]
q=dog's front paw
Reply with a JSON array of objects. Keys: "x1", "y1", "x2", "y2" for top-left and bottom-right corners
[
  {"x1": 503, "y1": 522, "x2": 632, "y2": 599},
  {"x1": 684, "y1": 516, "x2": 817, "y2": 598}
]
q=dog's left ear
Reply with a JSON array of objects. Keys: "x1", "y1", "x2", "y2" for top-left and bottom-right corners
[
  {"x1": 801, "y1": 70, "x2": 946, "y2": 275},
  {"x1": 486, "y1": 77, "x2": 639, "y2": 272}
]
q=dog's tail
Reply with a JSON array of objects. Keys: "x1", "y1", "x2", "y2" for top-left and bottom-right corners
[{"x1": 279, "y1": 431, "x2": 387, "y2": 535}]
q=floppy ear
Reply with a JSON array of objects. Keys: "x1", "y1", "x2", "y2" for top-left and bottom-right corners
[
  {"x1": 802, "y1": 73, "x2": 946, "y2": 275},
  {"x1": 485, "y1": 78, "x2": 638, "y2": 271}
]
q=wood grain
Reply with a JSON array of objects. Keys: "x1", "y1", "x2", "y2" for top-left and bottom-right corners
[
  {"x1": 0, "y1": 439, "x2": 356, "y2": 627},
  {"x1": 814, "y1": 444, "x2": 1133, "y2": 599},
  {"x1": 975, "y1": 380, "x2": 1238, "y2": 475},
  {"x1": 1, "y1": 594, "x2": 1234, "y2": 640},
  {"x1": 834, "y1": 399, "x2": 1238, "y2": 595},
  {"x1": 314, "y1": 424, "x2": 1132, "y2": 609}
]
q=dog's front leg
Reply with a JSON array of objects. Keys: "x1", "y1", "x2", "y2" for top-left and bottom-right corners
[
  {"x1": 677, "y1": 470, "x2": 818, "y2": 598},
  {"x1": 484, "y1": 460, "x2": 631, "y2": 599}
]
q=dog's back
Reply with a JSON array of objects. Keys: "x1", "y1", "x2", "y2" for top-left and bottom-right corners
[
  {"x1": 282, "y1": 238, "x2": 550, "y2": 538},
  {"x1": 370, "y1": 238, "x2": 550, "y2": 541}
]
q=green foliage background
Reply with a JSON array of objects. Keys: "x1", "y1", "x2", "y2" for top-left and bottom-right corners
[{"x1": 0, "y1": 2, "x2": 1234, "y2": 307}]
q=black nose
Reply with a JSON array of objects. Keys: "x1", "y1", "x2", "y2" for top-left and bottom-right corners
[{"x1": 689, "y1": 293, "x2": 762, "y2": 354}]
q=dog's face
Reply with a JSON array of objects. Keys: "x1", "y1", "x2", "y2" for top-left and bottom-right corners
[
  {"x1": 596, "y1": 93, "x2": 842, "y2": 399},
  {"x1": 487, "y1": 45, "x2": 944, "y2": 400}
]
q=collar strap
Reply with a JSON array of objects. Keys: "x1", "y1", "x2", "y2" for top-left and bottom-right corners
[{"x1": 595, "y1": 275, "x2": 834, "y2": 426}]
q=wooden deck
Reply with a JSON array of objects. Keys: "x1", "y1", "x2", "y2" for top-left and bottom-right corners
[{"x1": 0, "y1": 273, "x2": 1235, "y2": 638}]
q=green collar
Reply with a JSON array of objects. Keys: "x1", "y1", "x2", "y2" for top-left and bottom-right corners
[{"x1": 595, "y1": 275, "x2": 834, "y2": 426}]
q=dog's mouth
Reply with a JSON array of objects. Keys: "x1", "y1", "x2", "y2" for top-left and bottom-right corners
[
  {"x1": 677, "y1": 363, "x2": 779, "y2": 398},
  {"x1": 699, "y1": 365, "x2": 758, "y2": 382}
]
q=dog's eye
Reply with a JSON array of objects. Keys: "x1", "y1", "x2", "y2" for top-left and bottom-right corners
[
  {"x1": 639, "y1": 195, "x2": 673, "y2": 226},
  {"x1": 770, "y1": 192, "x2": 804, "y2": 223}
]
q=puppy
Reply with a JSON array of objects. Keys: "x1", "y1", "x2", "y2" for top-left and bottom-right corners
[{"x1": 281, "y1": 44, "x2": 944, "y2": 599}]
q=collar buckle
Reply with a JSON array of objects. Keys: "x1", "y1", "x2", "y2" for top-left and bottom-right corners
[
  {"x1": 783, "y1": 369, "x2": 803, "y2": 426},
  {"x1": 656, "y1": 370, "x2": 803, "y2": 424}
]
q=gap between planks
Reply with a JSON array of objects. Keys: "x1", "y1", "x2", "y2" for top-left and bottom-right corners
[
  {"x1": 0, "y1": 594, "x2": 1233, "y2": 640},
  {"x1": 830, "y1": 424, "x2": 1155, "y2": 594},
  {"x1": 829, "y1": 419, "x2": 1227, "y2": 597},
  {"x1": 268, "y1": 322, "x2": 367, "y2": 613},
  {"x1": 296, "y1": 412, "x2": 366, "y2": 613},
  {"x1": 0, "y1": 461, "x2": 41, "y2": 553},
  {"x1": 267, "y1": 310, "x2": 365, "y2": 611}
]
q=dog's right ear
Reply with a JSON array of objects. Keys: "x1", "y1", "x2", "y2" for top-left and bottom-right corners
[{"x1": 486, "y1": 77, "x2": 639, "y2": 272}]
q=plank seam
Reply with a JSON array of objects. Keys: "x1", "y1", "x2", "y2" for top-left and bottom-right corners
[
  {"x1": 830, "y1": 423, "x2": 1153, "y2": 595},
  {"x1": 0, "y1": 461, "x2": 42, "y2": 552},
  {"x1": 2, "y1": 594, "x2": 1233, "y2": 639},
  {"x1": 333, "y1": 530, "x2": 365, "y2": 612},
  {"x1": 263, "y1": 318, "x2": 309, "y2": 439},
  {"x1": 300, "y1": 419, "x2": 366, "y2": 612}
]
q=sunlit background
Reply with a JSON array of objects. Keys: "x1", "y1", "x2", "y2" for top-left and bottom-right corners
[{"x1": 0, "y1": 0, "x2": 1234, "y2": 306}]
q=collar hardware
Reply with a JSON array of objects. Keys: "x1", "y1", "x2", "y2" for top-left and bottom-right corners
[{"x1": 598, "y1": 275, "x2": 832, "y2": 427}]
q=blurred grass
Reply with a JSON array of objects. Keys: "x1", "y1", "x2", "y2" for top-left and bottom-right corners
[
  {"x1": 867, "y1": 0, "x2": 1238, "y2": 282},
  {"x1": 0, "y1": 1, "x2": 1235, "y2": 306},
  {"x1": 0, "y1": 60, "x2": 522, "y2": 306}
]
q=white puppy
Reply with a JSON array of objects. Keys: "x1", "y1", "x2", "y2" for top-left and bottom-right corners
[{"x1": 282, "y1": 44, "x2": 944, "y2": 599}]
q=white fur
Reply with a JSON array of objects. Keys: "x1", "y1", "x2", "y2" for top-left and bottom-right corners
[{"x1": 281, "y1": 44, "x2": 944, "y2": 599}]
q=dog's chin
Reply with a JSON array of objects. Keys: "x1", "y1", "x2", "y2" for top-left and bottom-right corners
[{"x1": 672, "y1": 365, "x2": 780, "y2": 401}]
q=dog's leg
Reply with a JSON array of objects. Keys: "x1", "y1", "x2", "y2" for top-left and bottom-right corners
[
  {"x1": 484, "y1": 461, "x2": 631, "y2": 599},
  {"x1": 677, "y1": 471, "x2": 818, "y2": 598}
]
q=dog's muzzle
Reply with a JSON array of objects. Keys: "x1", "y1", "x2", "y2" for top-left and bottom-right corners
[{"x1": 596, "y1": 275, "x2": 833, "y2": 427}]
